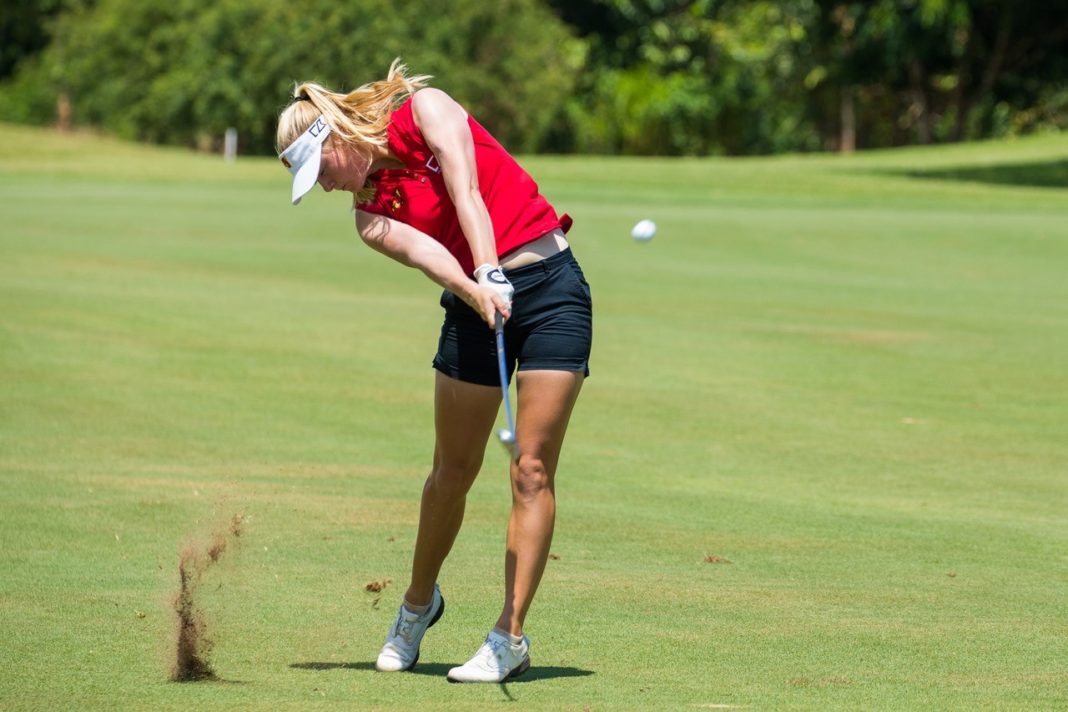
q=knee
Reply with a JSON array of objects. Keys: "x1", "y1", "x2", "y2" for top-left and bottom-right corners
[{"x1": 512, "y1": 456, "x2": 553, "y2": 502}]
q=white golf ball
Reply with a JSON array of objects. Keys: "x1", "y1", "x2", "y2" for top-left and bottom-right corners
[
  {"x1": 497, "y1": 428, "x2": 516, "y2": 444},
  {"x1": 631, "y1": 218, "x2": 656, "y2": 242}
]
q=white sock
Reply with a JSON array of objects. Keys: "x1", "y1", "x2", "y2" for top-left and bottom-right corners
[
  {"x1": 493, "y1": 627, "x2": 524, "y2": 646},
  {"x1": 403, "y1": 598, "x2": 431, "y2": 615}
]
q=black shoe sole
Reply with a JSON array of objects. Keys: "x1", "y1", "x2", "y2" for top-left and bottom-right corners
[{"x1": 509, "y1": 656, "x2": 531, "y2": 679}]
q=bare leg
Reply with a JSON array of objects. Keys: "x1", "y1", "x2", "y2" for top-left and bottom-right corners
[
  {"x1": 495, "y1": 370, "x2": 584, "y2": 636},
  {"x1": 405, "y1": 372, "x2": 500, "y2": 606}
]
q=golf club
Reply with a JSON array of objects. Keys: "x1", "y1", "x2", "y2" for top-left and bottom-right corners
[{"x1": 494, "y1": 311, "x2": 518, "y2": 460}]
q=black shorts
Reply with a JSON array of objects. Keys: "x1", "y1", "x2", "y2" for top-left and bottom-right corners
[{"x1": 433, "y1": 248, "x2": 592, "y2": 386}]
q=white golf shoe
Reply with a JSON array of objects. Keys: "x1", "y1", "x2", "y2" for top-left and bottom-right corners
[
  {"x1": 375, "y1": 584, "x2": 445, "y2": 672},
  {"x1": 446, "y1": 629, "x2": 530, "y2": 683}
]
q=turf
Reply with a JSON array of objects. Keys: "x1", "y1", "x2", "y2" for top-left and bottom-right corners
[{"x1": 1, "y1": 124, "x2": 1066, "y2": 710}]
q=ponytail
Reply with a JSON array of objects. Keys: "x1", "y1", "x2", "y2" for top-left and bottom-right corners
[{"x1": 277, "y1": 58, "x2": 430, "y2": 153}]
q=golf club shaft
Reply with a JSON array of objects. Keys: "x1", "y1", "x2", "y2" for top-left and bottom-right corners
[{"x1": 495, "y1": 311, "x2": 517, "y2": 449}]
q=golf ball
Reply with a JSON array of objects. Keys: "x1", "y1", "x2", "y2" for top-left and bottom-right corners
[
  {"x1": 497, "y1": 428, "x2": 516, "y2": 444},
  {"x1": 631, "y1": 218, "x2": 656, "y2": 242}
]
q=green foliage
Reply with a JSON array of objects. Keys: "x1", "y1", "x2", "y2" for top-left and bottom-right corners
[
  {"x1": 803, "y1": 0, "x2": 1068, "y2": 148},
  {"x1": 0, "y1": 56, "x2": 57, "y2": 124},
  {"x1": 548, "y1": 0, "x2": 1065, "y2": 154},
  {"x1": 0, "y1": 0, "x2": 70, "y2": 79},
  {"x1": 0, "y1": 0, "x2": 580, "y2": 154},
  {"x1": 555, "y1": 0, "x2": 823, "y2": 155},
  {"x1": 0, "y1": 0, "x2": 1063, "y2": 155},
  {"x1": 564, "y1": 65, "x2": 715, "y2": 154}
]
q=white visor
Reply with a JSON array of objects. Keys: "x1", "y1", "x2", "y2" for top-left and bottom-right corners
[{"x1": 279, "y1": 115, "x2": 333, "y2": 205}]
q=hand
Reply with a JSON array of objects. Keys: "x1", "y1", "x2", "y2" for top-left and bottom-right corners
[
  {"x1": 473, "y1": 264, "x2": 514, "y2": 325},
  {"x1": 474, "y1": 264, "x2": 514, "y2": 307}
]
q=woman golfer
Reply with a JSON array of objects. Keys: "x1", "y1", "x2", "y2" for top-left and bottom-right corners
[{"x1": 275, "y1": 60, "x2": 591, "y2": 683}]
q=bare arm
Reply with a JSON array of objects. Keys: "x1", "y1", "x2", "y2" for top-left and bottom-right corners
[
  {"x1": 355, "y1": 210, "x2": 504, "y2": 327},
  {"x1": 410, "y1": 88, "x2": 498, "y2": 272}
]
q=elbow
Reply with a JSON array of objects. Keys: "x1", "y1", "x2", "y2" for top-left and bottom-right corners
[
  {"x1": 358, "y1": 229, "x2": 386, "y2": 255},
  {"x1": 466, "y1": 178, "x2": 481, "y2": 199}
]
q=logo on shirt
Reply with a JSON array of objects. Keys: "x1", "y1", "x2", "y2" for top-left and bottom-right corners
[{"x1": 425, "y1": 155, "x2": 441, "y2": 174}]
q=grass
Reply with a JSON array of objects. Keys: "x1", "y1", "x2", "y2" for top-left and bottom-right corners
[{"x1": 1, "y1": 123, "x2": 1067, "y2": 710}]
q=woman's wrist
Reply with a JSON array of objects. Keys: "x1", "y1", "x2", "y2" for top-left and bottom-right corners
[{"x1": 455, "y1": 279, "x2": 482, "y2": 309}]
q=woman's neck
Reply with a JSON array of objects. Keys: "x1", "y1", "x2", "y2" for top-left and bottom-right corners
[{"x1": 368, "y1": 144, "x2": 403, "y2": 173}]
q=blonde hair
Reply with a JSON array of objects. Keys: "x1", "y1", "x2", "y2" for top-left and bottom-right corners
[{"x1": 276, "y1": 58, "x2": 431, "y2": 203}]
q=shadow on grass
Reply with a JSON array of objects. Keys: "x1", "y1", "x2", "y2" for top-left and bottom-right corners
[
  {"x1": 289, "y1": 661, "x2": 594, "y2": 682},
  {"x1": 893, "y1": 158, "x2": 1068, "y2": 189}
]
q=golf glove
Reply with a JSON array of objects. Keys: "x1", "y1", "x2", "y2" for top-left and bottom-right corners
[{"x1": 473, "y1": 263, "x2": 514, "y2": 309}]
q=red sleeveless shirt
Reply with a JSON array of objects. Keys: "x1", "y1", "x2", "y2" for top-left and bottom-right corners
[{"x1": 357, "y1": 96, "x2": 572, "y2": 276}]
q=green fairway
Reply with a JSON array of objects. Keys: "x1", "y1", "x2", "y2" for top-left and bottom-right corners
[{"x1": 2, "y1": 124, "x2": 1066, "y2": 710}]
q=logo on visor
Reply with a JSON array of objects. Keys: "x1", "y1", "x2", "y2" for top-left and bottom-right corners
[{"x1": 309, "y1": 117, "x2": 327, "y2": 138}]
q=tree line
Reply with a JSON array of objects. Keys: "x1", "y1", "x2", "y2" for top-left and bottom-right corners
[{"x1": 1, "y1": 0, "x2": 1064, "y2": 156}]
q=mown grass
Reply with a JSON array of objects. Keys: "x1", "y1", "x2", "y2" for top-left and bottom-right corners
[{"x1": 1, "y1": 124, "x2": 1067, "y2": 710}]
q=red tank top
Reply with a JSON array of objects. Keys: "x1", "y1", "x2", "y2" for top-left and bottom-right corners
[{"x1": 357, "y1": 96, "x2": 572, "y2": 275}]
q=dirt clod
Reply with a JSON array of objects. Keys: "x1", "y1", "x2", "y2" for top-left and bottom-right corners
[{"x1": 365, "y1": 579, "x2": 392, "y2": 593}]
